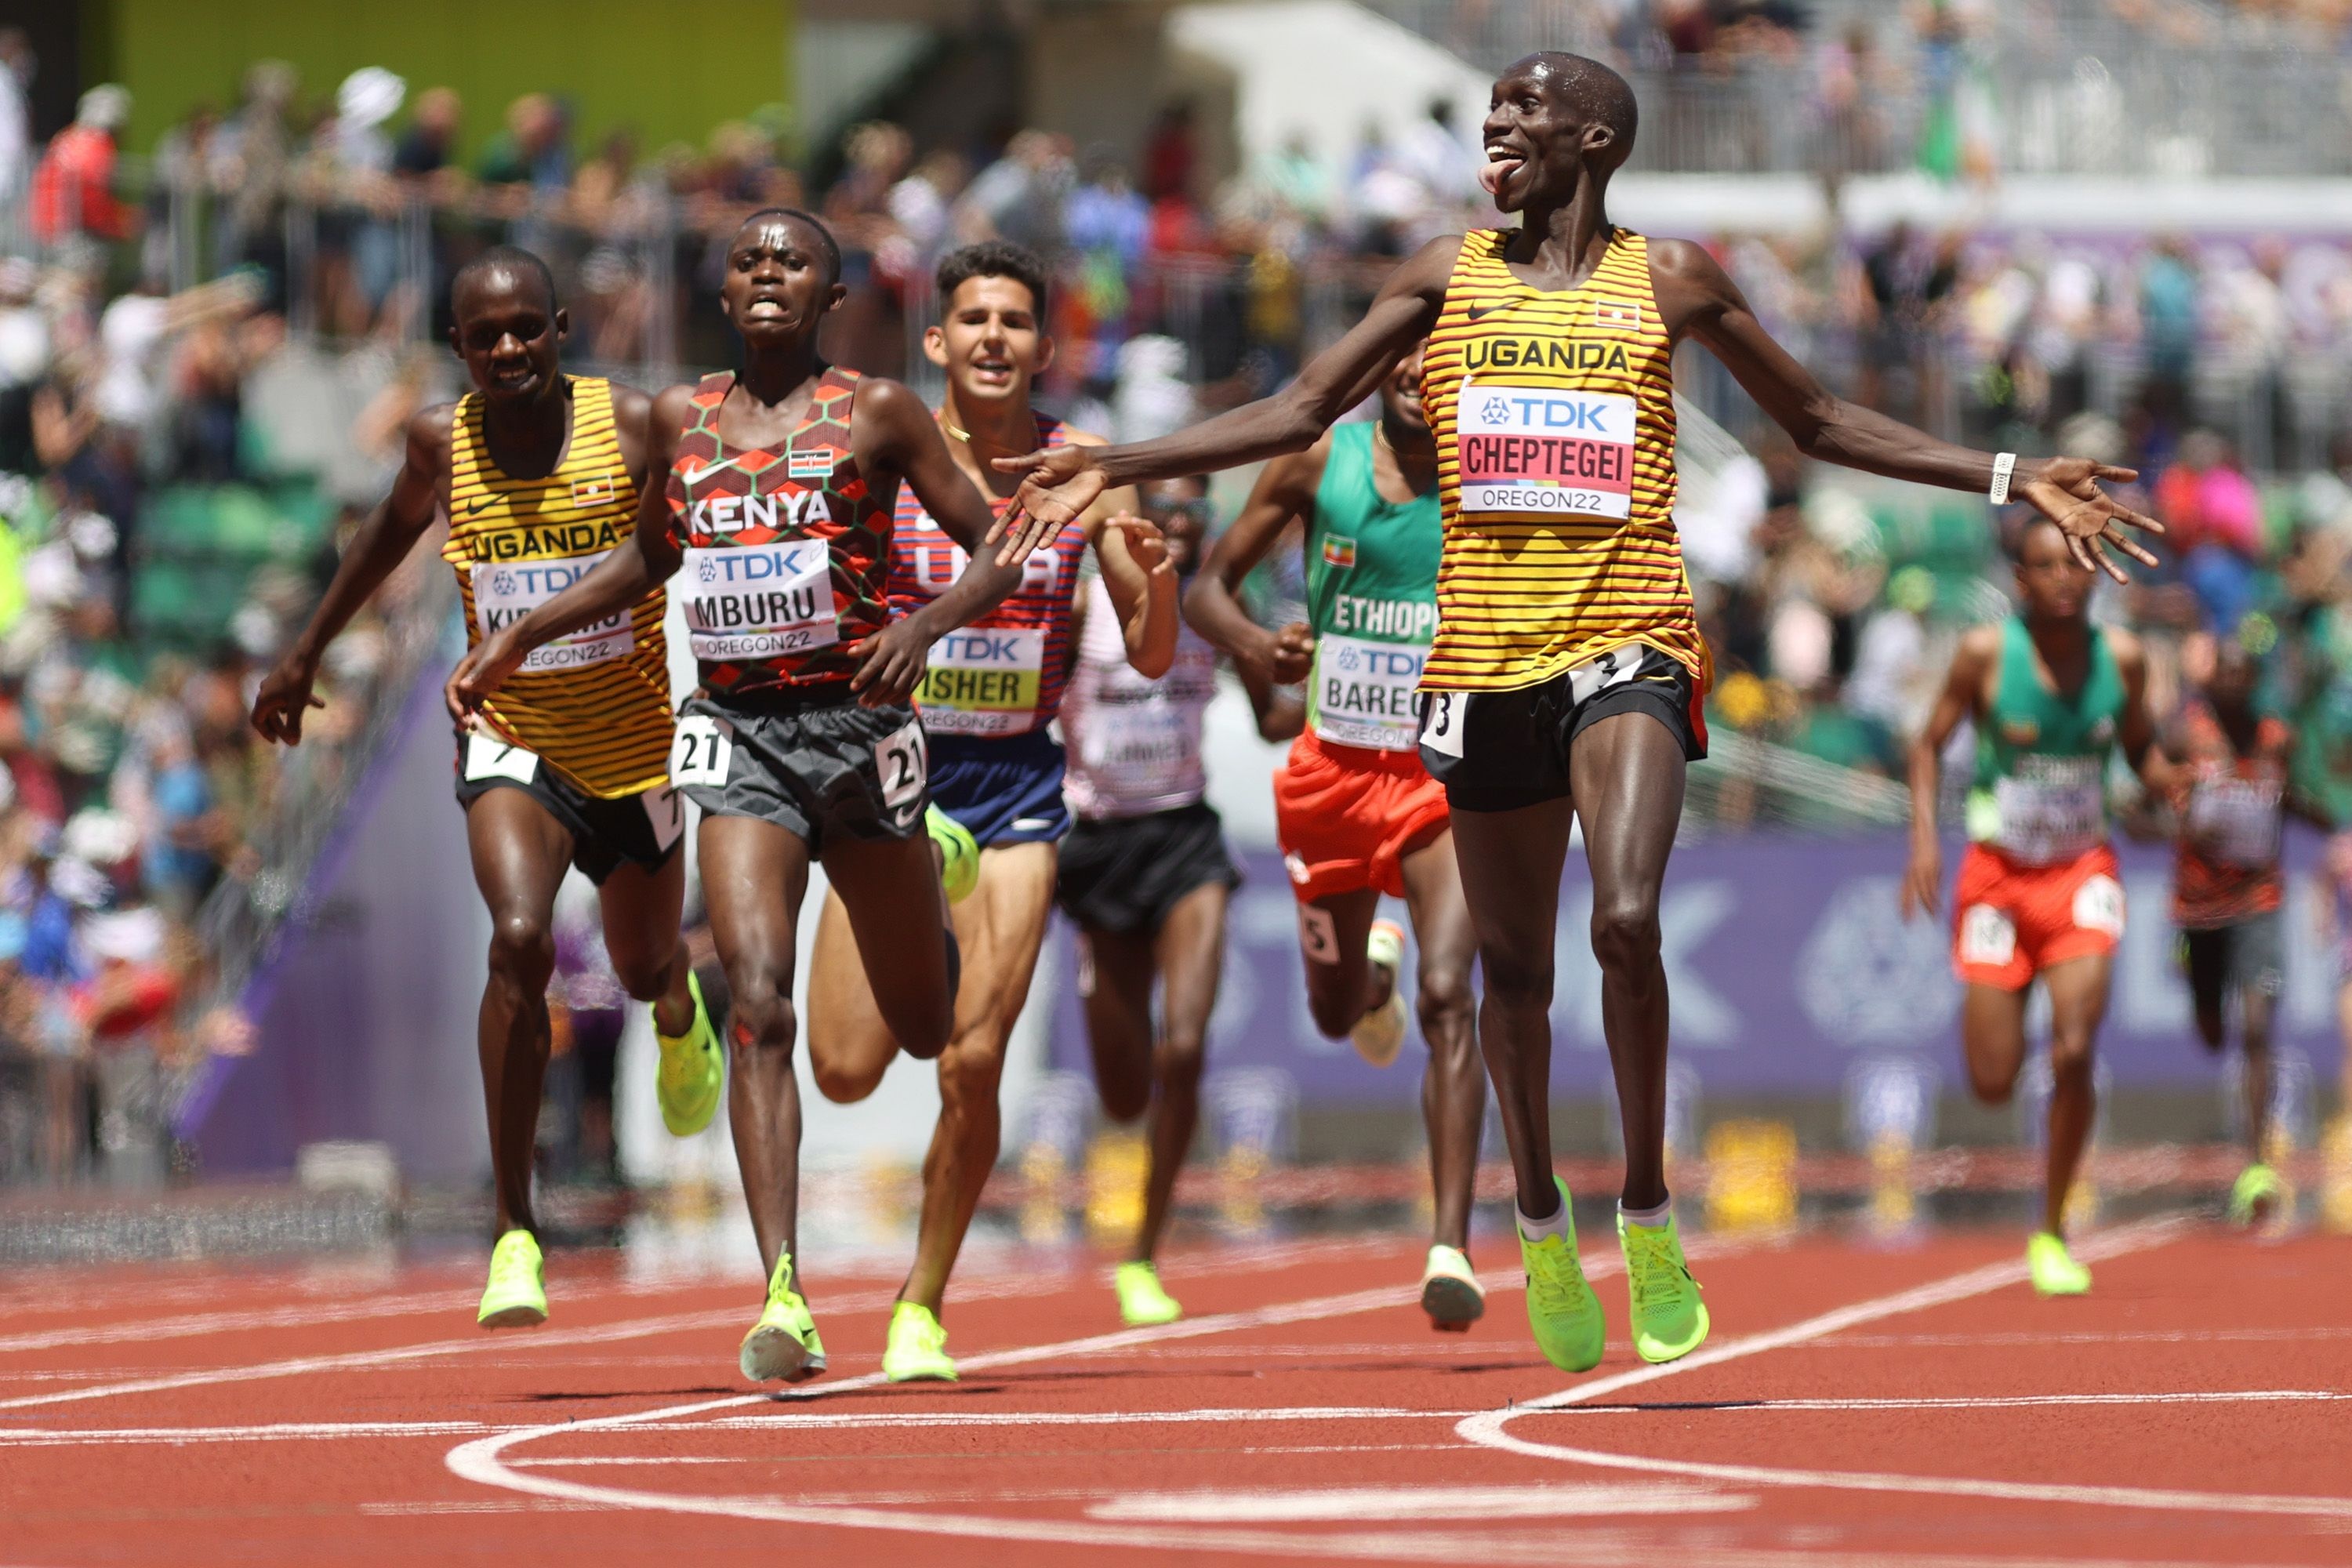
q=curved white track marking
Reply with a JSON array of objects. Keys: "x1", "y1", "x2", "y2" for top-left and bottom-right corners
[
  {"x1": 1087, "y1": 1482, "x2": 1752, "y2": 1522},
  {"x1": 1459, "y1": 1217, "x2": 2352, "y2": 1519}
]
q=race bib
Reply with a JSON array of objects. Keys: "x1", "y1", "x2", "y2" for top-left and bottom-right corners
[
  {"x1": 1455, "y1": 380, "x2": 1636, "y2": 521},
  {"x1": 679, "y1": 541, "x2": 837, "y2": 662},
  {"x1": 873, "y1": 720, "x2": 928, "y2": 811},
  {"x1": 917, "y1": 626, "x2": 1047, "y2": 736},
  {"x1": 470, "y1": 553, "x2": 631, "y2": 673},
  {"x1": 1991, "y1": 757, "x2": 2106, "y2": 865},
  {"x1": 642, "y1": 786, "x2": 684, "y2": 852},
  {"x1": 2187, "y1": 778, "x2": 2282, "y2": 868},
  {"x1": 1310, "y1": 634, "x2": 1425, "y2": 752},
  {"x1": 669, "y1": 714, "x2": 732, "y2": 789},
  {"x1": 1419, "y1": 690, "x2": 1466, "y2": 758},
  {"x1": 1566, "y1": 644, "x2": 1645, "y2": 705},
  {"x1": 464, "y1": 735, "x2": 540, "y2": 784},
  {"x1": 1079, "y1": 698, "x2": 1194, "y2": 797}
]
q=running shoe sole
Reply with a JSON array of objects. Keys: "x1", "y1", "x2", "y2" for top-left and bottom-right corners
[{"x1": 1420, "y1": 1273, "x2": 1485, "y2": 1331}]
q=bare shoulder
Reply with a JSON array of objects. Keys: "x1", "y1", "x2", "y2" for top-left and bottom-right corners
[
  {"x1": 407, "y1": 401, "x2": 457, "y2": 462},
  {"x1": 1647, "y1": 236, "x2": 1737, "y2": 296},
  {"x1": 1394, "y1": 232, "x2": 1468, "y2": 296},
  {"x1": 605, "y1": 378, "x2": 654, "y2": 433},
  {"x1": 1954, "y1": 622, "x2": 2005, "y2": 668}
]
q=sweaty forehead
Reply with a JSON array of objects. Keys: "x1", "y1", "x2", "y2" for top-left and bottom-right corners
[
  {"x1": 452, "y1": 267, "x2": 553, "y2": 325},
  {"x1": 735, "y1": 215, "x2": 822, "y2": 257}
]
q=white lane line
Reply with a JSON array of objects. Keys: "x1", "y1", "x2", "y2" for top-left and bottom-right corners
[
  {"x1": 1457, "y1": 1218, "x2": 2352, "y2": 1519},
  {"x1": 0, "y1": 1292, "x2": 478, "y2": 1355},
  {"x1": 1803, "y1": 1326, "x2": 2352, "y2": 1349},
  {"x1": 1087, "y1": 1482, "x2": 1751, "y2": 1522},
  {"x1": 0, "y1": 1420, "x2": 508, "y2": 1446},
  {"x1": 1548, "y1": 1389, "x2": 2352, "y2": 1414},
  {"x1": 709, "y1": 1405, "x2": 1477, "y2": 1431}
]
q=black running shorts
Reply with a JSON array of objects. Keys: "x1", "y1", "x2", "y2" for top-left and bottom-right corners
[
  {"x1": 670, "y1": 685, "x2": 929, "y2": 852},
  {"x1": 1415, "y1": 643, "x2": 1708, "y2": 813},
  {"x1": 1054, "y1": 801, "x2": 1240, "y2": 936},
  {"x1": 452, "y1": 735, "x2": 684, "y2": 885}
]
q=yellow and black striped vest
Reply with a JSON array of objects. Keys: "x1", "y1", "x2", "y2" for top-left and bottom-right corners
[
  {"x1": 1422, "y1": 228, "x2": 1708, "y2": 693},
  {"x1": 443, "y1": 376, "x2": 671, "y2": 797}
]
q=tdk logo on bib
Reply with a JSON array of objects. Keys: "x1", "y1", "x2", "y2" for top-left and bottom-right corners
[
  {"x1": 471, "y1": 551, "x2": 631, "y2": 672},
  {"x1": 699, "y1": 543, "x2": 829, "y2": 582},
  {"x1": 1476, "y1": 393, "x2": 1622, "y2": 432},
  {"x1": 1457, "y1": 379, "x2": 1638, "y2": 521}
]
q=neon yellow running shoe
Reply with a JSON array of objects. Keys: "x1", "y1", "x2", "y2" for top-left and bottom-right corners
[
  {"x1": 739, "y1": 1253, "x2": 826, "y2": 1383},
  {"x1": 655, "y1": 971, "x2": 724, "y2": 1138},
  {"x1": 1349, "y1": 920, "x2": 1408, "y2": 1068},
  {"x1": 1114, "y1": 1260, "x2": 1183, "y2": 1326},
  {"x1": 2027, "y1": 1230, "x2": 2091, "y2": 1297},
  {"x1": 477, "y1": 1229, "x2": 546, "y2": 1329},
  {"x1": 1519, "y1": 1177, "x2": 1605, "y2": 1373},
  {"x1": 881, "y1": 1300, "x2": 958, "y2": 1382},
  {"x1": 927, "y1": 804, "x2": 979, "y2": 905},
  {"x1": 1419, "y1": 1243, "x2": 1485, "y2": 1332},
  {"x1": 1618, "y1": 1207, "x2": 1709, "y2": 1364},
  {"x1": 2230, "y1": 1162, "x2": 2285, "y2": 1226}
]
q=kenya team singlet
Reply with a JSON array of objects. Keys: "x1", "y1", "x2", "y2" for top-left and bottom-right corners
[
  {"x1": 443, "y1": 376, "x2": 671, "y2": 798},
  {"x1": 1421, "y1": 228, "x2": 1705, "y2": 693},
  {"x1": 666, "y1": 368, "x2": 895, "y2": 695},
  {"x1": 887, "y1": 413, "x2": 1083, "y2": 737}
]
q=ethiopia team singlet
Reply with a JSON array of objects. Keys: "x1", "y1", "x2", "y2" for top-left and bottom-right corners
[
  {"x1": 1421, "y1": 228, "x2": 1705, "y2": 693},
  {"x1": 1968, "y1": 619, "x2": 2123, "y2": 866},
  {"x1": 443, "y1": 376, "x2": 671, "y2": 797},
  {"x1": 666, "y1": 368, "x2": 895, "y2": 695},
  {"x1": 1303, "y1": 423, "x2": 1439, "y2": 753},
  {"x1": 887, "y1": 413, "x2": 1083, "y2": 737}
]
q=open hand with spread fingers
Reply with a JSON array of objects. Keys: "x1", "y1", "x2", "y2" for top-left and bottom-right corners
[
  {"x1": 989, "y1": 442, "x2": 1109, "y2": 566},
  {"x1": 2016, "y1": 456, "x2": 2164, "y2": 583}
]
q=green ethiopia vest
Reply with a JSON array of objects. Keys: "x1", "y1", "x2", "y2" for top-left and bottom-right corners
[
  {"x1": 1303, "y1": 423, "x2": 1441, "y2": 753},
  {"x1": 1966, "y1": 618, "x2": 2124, "y2": 864}
]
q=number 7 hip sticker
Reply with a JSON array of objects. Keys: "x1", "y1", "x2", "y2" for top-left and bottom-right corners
[
  {"x1": 873, "y1": 720, "x2": 928, "y2": 811},
  {"x1": 670, "y1": 714, "x2": 733, "y2": 789},
  {"x1": 1419, "y1": 691, "x2": 1465, "y2": 758}
]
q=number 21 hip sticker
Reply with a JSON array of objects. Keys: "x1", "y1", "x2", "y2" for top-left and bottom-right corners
[
  {"x1": 873, "y1": 720, "x2": 927, "y2": 816},
  {"x1": 670, "y1": 714, "x2": 733, "y2": 789}
]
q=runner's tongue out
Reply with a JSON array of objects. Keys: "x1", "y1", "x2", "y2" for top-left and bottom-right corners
[{"x1": 1479, "y1": 154, "x2": 1521, "y2": 198}]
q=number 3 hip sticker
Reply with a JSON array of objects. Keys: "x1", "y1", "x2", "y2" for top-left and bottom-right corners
[
  {"x1": 873, "y1": 720, "x2": 928, "y2": 811},
  {"x1": 670, "y1": 714, "x2": 733, "y2": 789},
  {"x1": 1419, "y1": 691, "x2": 1465, "y2": 759}
]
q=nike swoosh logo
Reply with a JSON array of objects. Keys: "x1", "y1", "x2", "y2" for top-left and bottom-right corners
[
  {"x1": 1465, "y1": 302, "x2": 1516, "y2": 322},
  {"x1": 681, "y1": 456, "x2": 748, "y2": 491},
  {"x1": 1011, "y1": 816, "x2": 1056, "y2": 831}
]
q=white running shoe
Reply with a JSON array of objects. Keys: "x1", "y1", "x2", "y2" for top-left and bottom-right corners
[
  {"x1": 1419, "y1": 1243, "x2": 1484, "y2": 1331},
  {"x1": 1350, "y1": 919, "x2": 1408, "y2": 1067}
]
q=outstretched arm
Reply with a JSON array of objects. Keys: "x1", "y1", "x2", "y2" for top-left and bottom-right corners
[
  {"x1": 1902, "y1": 627, "x2": 1994, "y2": 921},
  {"x1": 445, "y1": 386, "x2": 691, "y2": 722},
  {"x1": 851, "y1": 377, "x2": 1025, "y2": 705},
  {"x1": 252, "y1": 406, "x2": 446, "y2": 744},
  {"x1": 986, "y1": 236, "x2": 1461, "y2": 564},
  {"x1": 1653, "y1": 241, "x2": 2161, "y2": 582},
  {"x1": 1183, "y1": 441, "x2": 1326, "y2": 689}
]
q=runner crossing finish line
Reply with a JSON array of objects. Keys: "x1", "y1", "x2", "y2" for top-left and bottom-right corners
[{"x1": 988, "y1": 49, "x2": 2161, "y2": 1381}]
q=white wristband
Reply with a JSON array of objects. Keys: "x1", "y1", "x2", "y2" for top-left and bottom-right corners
[{"x1": 1988, "y1": 452, "x2": 2017, "y2": 506}]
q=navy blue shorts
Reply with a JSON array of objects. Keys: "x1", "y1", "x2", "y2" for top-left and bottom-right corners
[{"x1": 927, "y1": 728, "x2": 1071, "y2": 848}]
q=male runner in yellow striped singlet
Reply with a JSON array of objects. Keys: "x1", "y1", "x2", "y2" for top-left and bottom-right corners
[
  {"x1": 990, "y1": 53, "x2": 2161, "y2": 1378},
  {"x1": 252, "y1": 248, "x2": 719, "y2": 1330}
]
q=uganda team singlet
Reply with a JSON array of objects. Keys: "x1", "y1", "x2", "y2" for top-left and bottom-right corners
[
  {"x1": 1421, "y1": 229, "x2": 1706, "y2": 693},
  {"x1": 665, "y1": 368, "x2": 896, "y2": 695},
  {"x1": 443, "y1": 376, "x2": 671, "y2": 798},
  {"x1": 887, "y1": 413, "x2": 1083, "y2": 737}
]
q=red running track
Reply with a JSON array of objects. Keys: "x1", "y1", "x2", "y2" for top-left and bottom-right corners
[{"x1": 2, "y1": 1217, "x2": 2347, "y2": 1565}]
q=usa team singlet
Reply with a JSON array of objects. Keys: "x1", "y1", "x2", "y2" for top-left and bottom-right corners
[
  {"x1": 1420, "y1": 228, "x2": 1706, "y2": 694},
  {"x1": 443, "y1": 376, "x2": 671, "y2": 798},
  {"x1": 665, "y1": 368, "x2": 895, "y2": 695},
  {"x1": 887, "y1": 414, "x2": 1083, "y2": 736}
]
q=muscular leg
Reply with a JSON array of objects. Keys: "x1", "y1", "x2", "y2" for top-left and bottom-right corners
[
  {"x1": 596, "y1": 846, "x2": 695, "y2": 1036},
  {"x1": 1298, "y1": 888, "x2": 1382, "y2": 1038},
  {"x1": 1450, "y1": 800, "x2": 1574, "y2": 1218},
  {"x1": 2241, "y1": 979, "x2": 2277, "y2": 1165},
  {"x1": 1567, "y1": 712, "x2": 1690, "y2": 1213},
  {"x1": 804, "y1": 889, "x2": 902, "y2": 1105},
  {"x1": 900, "y1": 842, "x2": 1059, "y2": 1314},
  {"x1": 465, "y1": 788, "x2": 578, "y2": 1237},
  {"x1": 1137, "y1": 883, "x2": 1228, "y2": 1263},
  {"x1": 699, "y1": 815, "x2": 812, "y2": 1287},
  {"x1": 2039, "y1": 953, "x2": 2114, "y2": 1237},
  {"x1": 1082, "y1": 925, "x2": 1160, "y2": 1127},
  {"x1": 1401, "y1": 828, "x2": 1482, "y2": 1251},
  {"x1": 819, "y1": 833, "x2": 957, "y2": 1062},
  {"x1": 1959, "y1": 982, "x2": 2033, "y2": 1106}
]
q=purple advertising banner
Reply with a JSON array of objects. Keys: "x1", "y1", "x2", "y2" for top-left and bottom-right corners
[{"x1": 1048, "y1": 832, "x2": 2347, "y2": 1101}]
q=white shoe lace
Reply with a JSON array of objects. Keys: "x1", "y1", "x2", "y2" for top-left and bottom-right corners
[{"x1": 1624, "y1": 1226, "x2": 1690, "y2": 1309}]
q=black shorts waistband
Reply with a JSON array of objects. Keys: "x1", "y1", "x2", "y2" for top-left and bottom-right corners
[{"x1": 694, "y1": 681, "x2": 862, "y2": 717}]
